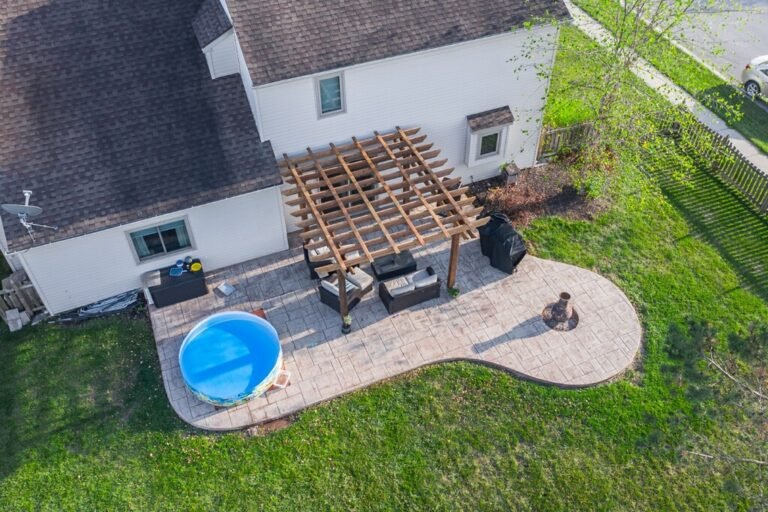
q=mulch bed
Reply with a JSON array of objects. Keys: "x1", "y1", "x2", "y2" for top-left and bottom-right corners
[{"x1": 469, "y1": 163, "x2": 607, "y2": 227}]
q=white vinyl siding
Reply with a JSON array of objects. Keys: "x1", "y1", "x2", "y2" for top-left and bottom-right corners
[
  {"x1": 203, "y1": 29, "x2": 239, "y2": 79},
  {"x1": 18, "y1": 186, "x2": 288, "y2": 314},
  {"x1": 254, "y1": 24, "x2": 558, "y2": 197}
]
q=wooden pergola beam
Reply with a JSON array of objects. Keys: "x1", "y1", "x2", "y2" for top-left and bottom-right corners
[
  {"x1": 280, "y1": 127, "x2": 421, "y2": 166},
  {"x1": 374, "y1": 130, "x2": 451, "y2": 239},
  {"x1": 307, "y1": 147, "x2": 372, "y2": 262},
  {"x1": 330, "y1": 142, "x2": 400, "y2": 255},
  {"x1": 280, "y1": 127, "x2": 488, "y2": 295},
  {"x1": 352, "y1": 135, "x2": 425, "y2": 246},
  {"x1": 280, "y1": 142, "x2": 436, "y2": 188},
  {"x1": 310, "y1": 207, "x2": 486, "y2": 263},
  {"x1": 303, "y1": 195, "x2": 476, "y2": 251},
  {"x1": 314, "y1": 216, "x2": 490, "y2": 274},
  {"x1": 283, "y1": 153, "x2": 347, "y2": 276},
  {"x1": 396, "y1": 126, "x2": 473, "y2": 229},
  {"x1": 289, "y1": 166, "x2": 453, "y2": 214}
]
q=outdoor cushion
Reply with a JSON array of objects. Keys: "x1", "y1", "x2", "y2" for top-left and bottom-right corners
[
  {"x1": 309, "y1": 246, "x2": 331, "y2": 259},
  {"x1": 320, "y1": 279, "x2": 356, "y2": 296},
  {"x1": 413, "y1": 273, "x2": 438, "y2": 288},
  {"x1": 385, "y1": 275, "x2": 411, "y2": 289},
  {"x1": 409, "y1": 269, "x2": 431, "y2": 282},
  {"x1": 389, "y1": 282, "x2": 415, "y2": 297},
  {"x1": 307, "y1": 237, "x2": 331, "y2": 259},
  {"x1": 384, "y1": 275, "x2": 415, "y2": 297},
  {"x1": 347, "y1": 269, "x2": 373, "y2": 290}
]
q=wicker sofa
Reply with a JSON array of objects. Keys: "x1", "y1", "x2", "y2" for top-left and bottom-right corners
[
  {"x1": 318, "y1": 269, "x2": 374, "y2": 313},
  {"x1": 378, "y1": 267, "x2": 441, "y2": 314}
]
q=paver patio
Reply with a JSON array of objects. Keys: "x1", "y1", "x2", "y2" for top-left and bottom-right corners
[{"x1": 149, "y1": 238, "x2": 642, "y2": 431}]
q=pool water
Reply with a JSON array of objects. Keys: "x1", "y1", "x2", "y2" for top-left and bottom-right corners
[{"x1": 179, "y1": 312, "x2": 282, "y2": 406}]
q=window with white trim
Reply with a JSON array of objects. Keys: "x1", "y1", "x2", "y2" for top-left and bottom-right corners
[
  {"x1": 129, "y1": 220, "x2": 192, "y2": 261},
  {"x1": 316, "y1": 74, "x2": 345, "y2": 116},
  {"x1": 478, "y1": 131, "x2": 501, "y2": 158},
  {"x1": 465, "y1": 106, "x2": 515, "y2": 167}
]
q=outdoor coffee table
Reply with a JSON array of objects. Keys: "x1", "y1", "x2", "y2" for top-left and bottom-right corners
[{"x1": 371, "y1": 250, "x2": 417, "y2": 280}]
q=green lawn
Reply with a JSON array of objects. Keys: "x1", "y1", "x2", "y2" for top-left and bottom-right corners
[
  {"x1": 1, "y1": 27, "x2": 768, "y2": 510},
  {"x1": 573, "y1": 0, "x2": 768, "y2": 155}
]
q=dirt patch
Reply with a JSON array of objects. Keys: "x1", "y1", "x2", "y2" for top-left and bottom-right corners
[
  {"x1": 245, "y1": 416, "x2": 295, "y2": 436},
  {"x1": 469, "y1": 163, "x2": 608, "y2": 227}
]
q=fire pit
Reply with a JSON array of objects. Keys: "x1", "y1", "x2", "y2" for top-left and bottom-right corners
[{"x1": 542, "y1": 292, "x2": 579, "y2": 331}]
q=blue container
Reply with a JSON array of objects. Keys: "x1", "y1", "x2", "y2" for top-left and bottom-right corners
[{"x1": 179, "y1": 311, "x2": 282, "y2": 406}]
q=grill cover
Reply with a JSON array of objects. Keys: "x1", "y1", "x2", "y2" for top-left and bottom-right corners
[
  {"x1": 478, "y1": 212, "x2": 511, "y2": 257},
  {"x1": 484, "y1": 218, "x2": 527, "y2": 274}
]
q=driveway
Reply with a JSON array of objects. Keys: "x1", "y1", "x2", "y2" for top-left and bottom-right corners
[{"x1": 675, "y1": 0, "x2": 768, "y2": 83}]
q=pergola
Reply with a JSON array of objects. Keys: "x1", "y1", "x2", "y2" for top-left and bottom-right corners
[{"x1": 279, "y1": 127, "x2": 489, "y2": 318}]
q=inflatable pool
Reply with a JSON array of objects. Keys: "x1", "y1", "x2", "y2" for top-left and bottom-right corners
[{"x1": 179, "y1": 311, "x2": 282, "y2": 406}]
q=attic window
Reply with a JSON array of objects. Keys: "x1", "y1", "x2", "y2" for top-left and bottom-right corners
[{"x1": 316, "y1": 74, "x2": 345, "y2": 116}]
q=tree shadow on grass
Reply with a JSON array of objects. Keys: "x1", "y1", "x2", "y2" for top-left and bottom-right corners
[
  {"x1": 0, "y1": 318, "x2": 182, "y2": 481},
  {"x1": 651, "y1": 153, "x2": 768, "y2": 302}
]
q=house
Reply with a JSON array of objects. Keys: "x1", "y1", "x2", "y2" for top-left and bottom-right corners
[{"x1": 0, "y1": 0, "x2": 569, "y2": 315}]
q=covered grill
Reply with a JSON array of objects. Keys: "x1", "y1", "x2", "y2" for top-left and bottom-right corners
[{"x1": 479, "y1": 212, "x2": 527, "y2": 274}]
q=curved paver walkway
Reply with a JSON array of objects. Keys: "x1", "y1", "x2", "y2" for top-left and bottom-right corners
[{"x1": 150, "y1": 239, "x2": 642, "y2": 431}]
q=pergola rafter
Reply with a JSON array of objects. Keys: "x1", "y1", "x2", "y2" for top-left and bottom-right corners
[{"x1": 279, "y1": 127, "x2": 489, "y2": 317}]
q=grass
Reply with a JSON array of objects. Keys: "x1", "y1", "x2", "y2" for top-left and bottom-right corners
[
  {"x1": 645, "y1": 140, "x2": 768, "y2": 300},
  {"x1": 573, "y1": 0, "x2": 768, "y2": 155},
  {"x1": 1, "y1": 27, "x2": 768, "y2": 510},
  {"x1": 544, "y1": 25, "x2": 616, "y2": 127}
]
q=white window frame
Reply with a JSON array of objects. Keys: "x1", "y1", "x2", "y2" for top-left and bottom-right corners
[
  {"x1": 126, "y1": 217, "x2": 196, "y2": 265},
  {"x1": 476, "y1": 129, "x2": 502, "y2": 159},
  {"x1": 466, "y1": 125, "x2": 510, "y2": 167},
  {"x1": 314, "y1": 72, "x2": 346, "y2": 118}
]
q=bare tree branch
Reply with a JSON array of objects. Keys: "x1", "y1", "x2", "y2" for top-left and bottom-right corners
[
  {"x1": 683, "y1": 450, "x2": 768, "y2": 467},
  {"x1": 706, "y1": 353, "x2": 768, "y2": 401}
]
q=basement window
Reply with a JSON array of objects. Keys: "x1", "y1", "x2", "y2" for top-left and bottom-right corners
[
  {"x1": 129, "y1": 220, "x2": 192, "y2": 261},
  {"x1": 465, "y1": 106, "x2": 515, "y2": 167},
  {"x1": 478, "y1": 131, "x2": 501, "y2": 158}
]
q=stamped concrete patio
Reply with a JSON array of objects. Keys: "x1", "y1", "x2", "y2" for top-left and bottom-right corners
[{"x1": 149, "y1": 238, "x2": 642, "y2": 431}]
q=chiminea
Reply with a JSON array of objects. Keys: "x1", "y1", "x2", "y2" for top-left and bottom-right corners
[{"x1": 542, "y1": 292, "x2": 579, "y2": 331}]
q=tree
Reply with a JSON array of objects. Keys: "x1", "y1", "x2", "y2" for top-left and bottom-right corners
[
  {"x1": 515, "y1": 0, "x2": 737, "y2": 197},
  {"x1": 666, "y1": 320, "x2": 767, "y2": 508}
]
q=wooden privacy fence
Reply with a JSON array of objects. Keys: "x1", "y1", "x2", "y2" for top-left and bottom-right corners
[
  {"x1": 537, "y1": 122, "x2": 594, "y2": 161},
  {"x1": 659, "y1": 116, "x2": 768, "y2": 214},
  {"x1": 0, "y1": 269, "x2": 45, "y2": 323}
]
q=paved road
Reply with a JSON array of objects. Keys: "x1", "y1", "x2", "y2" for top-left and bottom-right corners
[{"x1": 675, "y1": 0, "x2": 768, "y2": 83}]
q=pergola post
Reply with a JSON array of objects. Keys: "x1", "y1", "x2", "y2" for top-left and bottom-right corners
[
  {"x1": 337, "y1": 271, "x2": 349, "y2": 318},
  {"x1": 447, "y1": 233, "x2": 461, "y2": 289}
]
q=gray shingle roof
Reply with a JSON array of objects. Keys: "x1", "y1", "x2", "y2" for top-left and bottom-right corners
[
  {"x1": 228, "y1": 0, "x2": 570, "y2": 86},
  {"x1": 467, "y1": 106, "x2": 516, "y2": 132},
  {"x1": 192, "y1": 0, "x2": 233, "y2": 48},
  {"x1": 0, "y1": 0, "x2": 281, "y2": 252}
]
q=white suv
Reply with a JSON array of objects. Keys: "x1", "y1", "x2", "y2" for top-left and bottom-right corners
[{"x1": 742, "y1": 55, "x2": 768, "y2": 98}]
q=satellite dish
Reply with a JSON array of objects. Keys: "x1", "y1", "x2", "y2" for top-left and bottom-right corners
[
  {"x1": 0, "y1": 190, "x2": 57, "y2": 242},
  {"x1": 1, "y1": 203, "x2": 43, "y2": 217}
]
